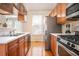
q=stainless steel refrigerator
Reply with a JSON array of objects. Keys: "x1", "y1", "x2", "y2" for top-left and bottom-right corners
[{"x1": 44, "y1": 16, "x2": 62, "y2": 50}]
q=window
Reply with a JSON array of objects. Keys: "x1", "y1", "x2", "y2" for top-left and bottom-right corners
[
  {"x1": 32, "y1": 15, "x2": 44, "y2": 34},
  {"x1": 6, "y1": 18, "x2": 15, "y2": 28},
  {"x1": 6, "y1": 17, "x2": 22, "y2": 33},
  {"x1": 14, "y1": 19, "x2": 23, "y2": 33}
]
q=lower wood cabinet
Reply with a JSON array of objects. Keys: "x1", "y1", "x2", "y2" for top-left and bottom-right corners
[
  {"x1": 8, "y1": 40, "x2": 18, "y2": 56},
  {"x1": 0, "y1": 34, "x2": 30, "y2": 56},
  {"x1": 25, "y1": 34, "x2": 31, "y2": 55},
  {"x1": 50, "y1": 34, "x2": 71, "y2": 56},
  {"x1": 58, "y1": 45, "x2": 71, "y2": 56},
  {"x1": 18, "y1": 37, "x2": 25, "y2": 56},
  {"x1": 25, "y1": 36, "x2": 28, "y2": 55},
  {"x1": 51, "y1": 35, "x2": 57, "y2": 56},
  {"x1": 27, "y1": 35, "x2": 31, "y2": 51}
]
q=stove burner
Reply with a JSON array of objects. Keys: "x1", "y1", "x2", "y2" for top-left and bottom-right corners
[{"x1": 59, "y1": 35, "x2": 79, "y2": 45}]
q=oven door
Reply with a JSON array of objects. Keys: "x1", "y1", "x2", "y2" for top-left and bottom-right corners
[{"x1": 58, "y1": 45, "x2": 71, "y2": 56}]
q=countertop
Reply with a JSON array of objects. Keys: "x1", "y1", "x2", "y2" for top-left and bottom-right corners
[
  {"x1": 0, "y1": 32, "x2": 30, "y2": 44},
  {"x1": 50, "y1": 33, "x2": 62, "y2": 36},
  {"x1": 50, "y1": 33, "x2": 75, "y2": 36}
]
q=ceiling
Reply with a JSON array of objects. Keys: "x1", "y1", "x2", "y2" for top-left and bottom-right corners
[{"x1": 24, "y1": 3, "x2": 57, "y2": 11}]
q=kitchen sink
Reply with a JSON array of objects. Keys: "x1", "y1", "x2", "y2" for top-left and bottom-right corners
[
  {"x1": 10, "y1": 33, "x2": 24, "y2": 36},
  {"x1": 0, "y1": 33, "x2": 24, "y2": 37}
]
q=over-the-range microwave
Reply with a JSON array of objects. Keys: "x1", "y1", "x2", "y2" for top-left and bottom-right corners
[{"x1": 66, "y1": 3, "x2": 79, "y2": 19}]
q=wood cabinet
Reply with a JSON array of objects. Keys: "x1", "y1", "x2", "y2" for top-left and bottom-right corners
[
  {"x1": 57, "y1": 17, "x2": 66, "y2": 24},
  {"x1": 18, "y1": 13, "x2": 25, "y2": 22},
  {"x1": 50, "y1": 34, "x2": 71, "y2": 56},
  {"x1": 8, "y1": 40, "x2": 18, "y2": 56},
  {"x1": 25, "y1": 34, "x2": 31, "y2": 55},
  {"x1": 0, "y1": 34, "x2": 30, "y2": 56},
  {"x1": 18, "y1": 37, "x2": 25, "y2": 56},
  {"x1": 27, "y1": 35, "x2": 31, "y2": 50},
  {"x1": 0, "y1": 44, "x2": 8, "y2": 56},
  {"x1": 25, "y1": 36, "x2": 28, "y2": 55},
  {"x1": 58, "y1": 45, "x2": 71, "y2": 56},
  {"x1": 18, "y1": 4, "x2": 25, "y2": 22},
  {"x1": 17, "y1": 3, "x2": 27, "y2": 15},
  {"x1": 0, "y1": 3, "x2": 13, "y2": 15},
  {"x1": 51, "y1": 35, "x2": 57, "y2": 56},
  {"x1": 48, "y1": 3, "x2": 67, "y2": 24},
  {"x1": 57, "y1": 3, "x2": 66, "y2": 16},
  {"x1": 56, "y1": 3, "x2": 67, "y2": 24}
]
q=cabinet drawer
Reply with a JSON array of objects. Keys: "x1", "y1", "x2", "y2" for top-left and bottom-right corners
[
  {"x1": 8, "y1": 43, "x2": 18, "y2": 50},
  {"x1": 58, "y1": 45, "x2": 71, "y2": 56},
  {"x1": 8, "y1": 40, "x2": 18, "y2": 47},
  {"x1": 8, "y1": 43, "x2": 18, "y2": 56},
  {"x1": 19, "y1": 37, "x2": 25, "y2": 43},
  {"x1": 25, "y1": 36, "x2": 28, "y2": 39}
]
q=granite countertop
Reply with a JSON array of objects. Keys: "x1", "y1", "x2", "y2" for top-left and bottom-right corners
[
  {"x1": 0, "y1": 32, "x2": 30, "y2": 44},
  {"x1": 50, "y1": 33, "x2": 75, "y2": 36},
  {"x1": 50, "y1": 33, "x2": 62, "y2": 36}
]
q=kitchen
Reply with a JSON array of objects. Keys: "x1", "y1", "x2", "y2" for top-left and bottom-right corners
[{"x1": 0, "y1": 3, "x2": 79, "y2": 56}]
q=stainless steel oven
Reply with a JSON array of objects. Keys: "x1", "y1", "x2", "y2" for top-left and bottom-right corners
[{"x1": 57, "y1": 35, "x2": 79, "y2": 56}]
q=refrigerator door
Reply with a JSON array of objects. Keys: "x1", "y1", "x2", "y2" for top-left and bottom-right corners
[{"x1": 45, "y1": 16, "x2": 62, "y2": 50}]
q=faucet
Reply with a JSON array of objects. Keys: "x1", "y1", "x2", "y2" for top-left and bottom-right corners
[
  {"x1": 10, "y1": 29, "x2": 16, "y2": 36},
  {"x1": 9, "y1": 31, "x2": 12, "y2": 36}
]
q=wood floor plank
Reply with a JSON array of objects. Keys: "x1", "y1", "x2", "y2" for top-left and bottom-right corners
[{"x1": 26, "y1": 41, "x2": 53, "y2": 56}]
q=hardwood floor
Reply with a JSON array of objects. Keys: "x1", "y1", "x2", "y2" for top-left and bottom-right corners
[{"x1": 27, "y1": 41, "x2": 53, "y2": 56}]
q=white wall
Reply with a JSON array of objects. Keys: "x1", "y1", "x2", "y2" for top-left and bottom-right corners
[{"x1": 22, "y1": 10, "x2": 49, "y2": 41}]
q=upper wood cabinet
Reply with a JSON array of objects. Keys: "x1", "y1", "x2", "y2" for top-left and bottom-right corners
[
  {"x1": 51, "y1": 34, "x2": 57, "y2": 56},
  {"x1": 0, "y1": 3, "x2": 13, "y2": 15},
  {"x1": 15, "y1": 3, "x2": 26, "y2": 22},
  {"x1": 48, "y1": 3, "x2": 67, "y2": 24},
  {"x1": 57, "y1": 3, "x2": 67, "y2": 24},
  {"x1": 16, "y1": 3, "x2": 27, "y2": 15},
  {"x1": 18, "y1": 13, "x2": 25, "y2": 22},
  {"x1": 49, "y1": 5, "x2": 57, "y2": 17},
  {"x1": 57, "y1": 3, "x2": 66, "y2": 17},
  {"x1": 57, "y1": 17, "x2": 66, "y2": 24}
]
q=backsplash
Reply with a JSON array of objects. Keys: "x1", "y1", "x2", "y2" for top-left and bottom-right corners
[
  {"x1": 0, "y1": 15, "x2": 6, "y2": 28},
  {"x1": 0, "y1": 15, "x2": 15, "y2": 36},
  {"x1": 0, "y1": 15, "x2": 23, "y2": 35},
  {"x1": 0, "y1": 28, "x2": 14, "y2": 36},
  {"x1": 62, "y1": 21, "x2": 79, "y2": 34}
]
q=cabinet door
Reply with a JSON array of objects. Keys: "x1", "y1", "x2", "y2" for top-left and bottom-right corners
[
  {"x1": 27, "y1": 35, "x2": 31, "y2": 50},
  {"x1": 8, "y1": 43, "x2": 18, "y2": 56},
  {"x1": 25, "y1": 36, "x2": 28, "y2": 55},
  {"x1": 57, "y1": 3, "x2": 66, "y2": 24},
  {"x1": 0, "y1": 44, "x2": 8, "y2": 56},
  {"x1": 58, "y1": 45, "x2": 71, "y2": 56},
  {"x1": 57, "y1": 17, "x2": 66, "y2": 24},
  {"x1": 51, "y1": 35, "x2": 57, "y2": 56},
  {"x1": 19, "y1": 37, "x2": 25, "y2": 56},
  {"x1": 0, "y1": 3, "x2": 13, "y2": 14}
]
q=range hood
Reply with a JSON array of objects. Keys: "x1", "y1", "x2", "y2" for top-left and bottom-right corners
[{"x1": 66, "y1": 3, "x2": 79, "y2": 19}]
